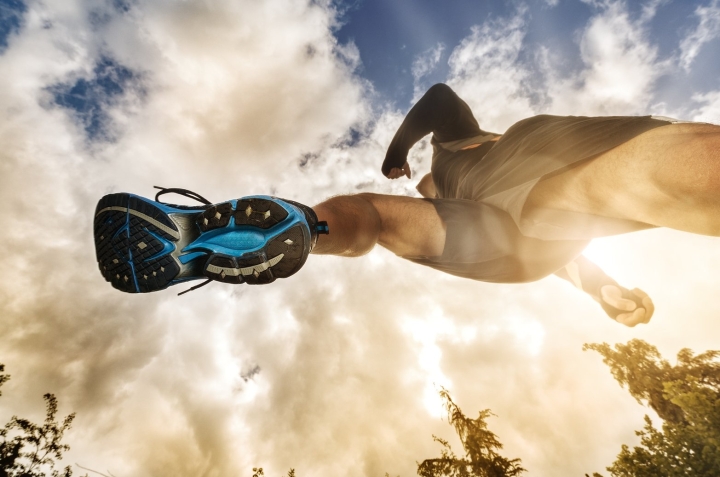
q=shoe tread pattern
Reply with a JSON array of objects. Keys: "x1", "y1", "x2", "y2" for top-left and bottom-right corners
[
  {"x1": 237, "y1": 254, "x2": 275, "y2": 285},
  {"x1": 202, "y1": 199, "x2": 309, "y2": 285},
  {"x1": 204, "y1": 252, "x2": 275, "y2": 285},
  {"x1": 197, "y1": 202, "x2": 233, "y2": 232},
  {"x1": 128, "y1": 195, "x2": 178, "y2": 232},
  {"x1": 204, "y1": 255, "x2": 245, "y2": 284},
  {"x1": 234, "y1": 199, "x2": 288, "y2": 229},
  {"x1": 96, "y1": 195, "x2": 310, "y2": 294},
  {"x1": 95, "y1": 206, "x2": 135, "y2": 293},
  {"x1": 94, "y1": 193, "x2": 182, "y2": 293},
  {"x1": 264, "y1": 225, "x2": 308, "y2": 278},
  {"x1": 128, "y1": 215, "x2": 180, "y2": 293}
]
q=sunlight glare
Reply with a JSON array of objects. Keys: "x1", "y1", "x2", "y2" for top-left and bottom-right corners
[
  {"x1": 505, "y1": 315, "x2": 545, "y2": 356},
  {"x1": 583, "y1": 240, "x2": 627, "y2": 276},
  {"x1": 402, "y1": 309, "x2": 460, "y2": 418}
]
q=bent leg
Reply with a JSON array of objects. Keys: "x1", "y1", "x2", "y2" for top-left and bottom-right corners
[
  {"x1": 526, "y1": 123, "x2": 720, "y2": 236},
  {"x1": 311, "y1": 193, "x2": 446, "y2": 257}
]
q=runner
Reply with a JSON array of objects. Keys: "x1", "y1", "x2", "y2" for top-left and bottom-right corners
[{"x1": 95, "y1": 84, "x2": 720, "y2": 326}]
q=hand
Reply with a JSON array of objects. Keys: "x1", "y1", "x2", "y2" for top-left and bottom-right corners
[
  {"x1": 600, "y1": 285, "x2": 654, "y2": 327},
  {"x1": 386, "y1": 162, "x2": 411, "y2": 180}
]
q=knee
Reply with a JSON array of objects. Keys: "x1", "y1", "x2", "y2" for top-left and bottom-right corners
[
  {"x1": 354, "y1": 193, "x2": 387, "y2": 222},
  {"x1": 316, "y1": 193, "x2": 382, "y2": 227},
  {"x1": 312, "y1": 194, "x2": 382, "y2": 257}
]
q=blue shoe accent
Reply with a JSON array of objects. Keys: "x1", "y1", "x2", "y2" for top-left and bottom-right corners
[{"x1": 93, "y1": 192, "x2": 319, "y2": 293}]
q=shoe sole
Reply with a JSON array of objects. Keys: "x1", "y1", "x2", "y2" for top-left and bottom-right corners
[{"x1": 94, "y1": 193, "x2": 311, "y2": 293}]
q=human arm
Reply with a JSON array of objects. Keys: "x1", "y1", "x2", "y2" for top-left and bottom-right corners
[
  {"x1": 382, "y1": 83, "x2": 482, "y2": 178},
  {"x1": 387, "y1": 162, "x2": 412, "y2": 180},
  {"x1": 554, "y1": 255, "x2": 654, "y2": 327}
]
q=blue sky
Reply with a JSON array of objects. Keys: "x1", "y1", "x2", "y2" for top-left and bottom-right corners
[
  {"x1": 336, "y1": 0, "x2": 720, "y2": 111},
  {"x1": 0, "y1": 0, "x2": 25, "y2": 51},
  {"x1": 336, "y1": 0, "x2": 592, "y2": 105},
  {"x1": 1, "y1": 1, "x2": 720, "y2": 476},
  {"x1": 1, "y1": 0, "x2": 717, "y2": 142}
]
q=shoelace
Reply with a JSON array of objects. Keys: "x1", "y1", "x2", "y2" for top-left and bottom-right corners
[
  {"x1": 153, "y1": 186, "x2": 212, "y2": 205},
  {"x1": 177, "y1": 279, "x2": 212, "y2": 296},
  {"x1": 153, "y1": 186, "x2": 213, "y2": 296}
]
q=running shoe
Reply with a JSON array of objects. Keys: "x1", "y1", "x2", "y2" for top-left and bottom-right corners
[{"x1": 93, "y1": 187, "x2": 328, "y2": 294}]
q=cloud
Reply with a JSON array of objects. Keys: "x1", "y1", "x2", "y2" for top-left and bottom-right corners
[
  {"x1": 1, "y1": 1, "x2": 720, "y2": 476},
  {"x1": 679, "y1": 0, "x2": 720, "y2": 71},
  {"x1": 0, "y1": 0, "x2": 378, "y2": 475},
  {"x1": 411, "y1": 42, "x2": 445, "y2": 98},
  {"x1": 0, "y1": 0, "x2": 26, "y2": 53},
  {"x1": 638, "y1": 0, "x2": 667, "y2": 24},
  {"x1": 546, "y1": 0, "x2": 667, "y2": 115},
  {"x1": 690, "y1": 90, "x2": 720, "y2": 123},
  {"x1": 412, "y1": 43, "x2": 445, "y2": 81},
  {"x1": 441, "y1": 0, "x2": 668, "y2": 126},
  {"x1": 48, "y1": 56, "x2": 145, "y2": 141},
  {"x1": 444, "y1": 7, "x2": 536, "y2": 132}
]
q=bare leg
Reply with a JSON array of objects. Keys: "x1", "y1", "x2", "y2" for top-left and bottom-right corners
[
  {"x1": 526, "y1": 123, "x2": 720, "y2": 235},
  {"x1": 311, "y1": 193, "x2": 446, "y2": 257}
]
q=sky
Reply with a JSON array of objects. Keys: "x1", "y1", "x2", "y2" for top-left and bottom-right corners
[{"x1": 0, "y1": 0, "x2": 719, "y2": 476}]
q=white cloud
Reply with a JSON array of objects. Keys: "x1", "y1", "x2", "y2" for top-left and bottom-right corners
[
  {"x1": 690, "y1": 90, "x2": 720, "y2": 123},
  {"x1": 411, "y1": 42, "x2": 445, "y2": 97},
  {"x1": 679, "y1": 0, "x2": 720, "y2": 71},
  {"x1": 639, "y1": 0, "x2": 668, "y2": 24},
  {"x1": 1, "y1": 1, "x2": 720, "y2": 477},
  {"x1": 0, "y1": 0, "x2": 378, "y2": 475},
  {"x1": 547, "y1": 0, "x2": 667, "y2": 115},
  {"x1": 445, "y1": 7, "x2": 536, "y2": 132},
  {"x1": 412, "y1": 43, "x2": 445, "y2": 81},
  {"x1": 440, "y1": 1, "x2": 668, "y2": 125}
]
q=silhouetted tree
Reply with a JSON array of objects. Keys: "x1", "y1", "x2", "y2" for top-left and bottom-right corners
[
  {"x1": 251, "y1": 467, "x2": 295, "y2": 477},
  {"x1": 417, "y1": 389, "x2": 525, "y2": 477},
  {"x1": 584, "y1": 339, "x2": 720, "y2": 477},
  {"x1": 0, "y1": 363, "x2": 75, "y2": 477},
  {"x1": 0, "y1": 367, "x2": 8, "y2": 397}
]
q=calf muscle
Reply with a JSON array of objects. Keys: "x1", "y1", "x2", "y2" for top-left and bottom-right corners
[{"x1": 312, "y1": 193, "x2": 446, "y2": 258}]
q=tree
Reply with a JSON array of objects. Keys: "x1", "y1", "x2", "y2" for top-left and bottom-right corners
[
  {"x1": 417, "y1": 389, "x2": 526, "y2": 477},
  {"x1": 584, "y1": 339, "x2": 720, "y2": 477},
  {"x1": 251, "y1": 467, "x2": 295, "y2": 477},
  {"x1": 0, "y1": 367, "x2": 8, "y2": 397},
  {"x1": 0, "y1": 363, "x2": 76, "y2": 477}
]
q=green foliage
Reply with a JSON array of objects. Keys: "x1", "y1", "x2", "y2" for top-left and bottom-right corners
[
  {"x1": 583, "y1": 340, "x2": 720, "y2": 423},
  {"x1": 0, "y1": 365, "x2": 9, "y2": 398},
  {"x1": 251, "y1": 467, "x2": 295, "y2": 477},
  {"x1": 417, "y1": 389, "x2": 525, "y2": 477},
  {"x1": 0, "y1": 364, "x2": 76, "y2": 477},
  {"x1": 585, "y1": 340, "x2": 720, "y2": 477}
]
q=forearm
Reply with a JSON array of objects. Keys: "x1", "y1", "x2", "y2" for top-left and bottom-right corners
[
  {"x1": 554, "y1": 256, "x2": 651, "y2": 324},
  {"x1": 382, "y1": 83, "x2": 481, "y2": 176},
  {"x1": 554, "y1": 255, "x2": 616, "y2": 302}
]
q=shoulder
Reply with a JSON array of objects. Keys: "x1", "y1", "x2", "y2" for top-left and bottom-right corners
[
  {"x1": 422, "y1": 83, "x2": 461, "y2": 100},
  {"x1": 426, "y1": 83, "x2": 454, "y2": 93}
]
